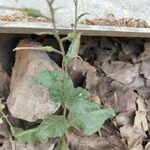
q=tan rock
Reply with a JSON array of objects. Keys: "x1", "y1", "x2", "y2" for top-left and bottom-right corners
[{"x1": 7, "y1": 39, "x2": 60, "y2": 122}]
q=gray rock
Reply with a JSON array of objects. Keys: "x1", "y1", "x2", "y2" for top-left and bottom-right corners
[{"x1": 7, "y1": 39, "x2": 60, "y2": 122}]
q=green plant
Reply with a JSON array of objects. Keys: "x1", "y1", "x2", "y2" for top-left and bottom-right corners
[{"x1": 4, "y1": 0, "x2": 115, "y2": 149}]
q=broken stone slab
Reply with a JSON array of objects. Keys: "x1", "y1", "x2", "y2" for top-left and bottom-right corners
[
  {"x1": 102, "y1": 61, "x2": 140, "y2": 85},
  {"x1": 7, "y1": 39, "x2": 60, "y2": 122}
]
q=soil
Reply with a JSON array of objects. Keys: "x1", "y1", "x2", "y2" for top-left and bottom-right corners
[{"x1": 0, "y1": 35, "x2": 149, "y2": 150}]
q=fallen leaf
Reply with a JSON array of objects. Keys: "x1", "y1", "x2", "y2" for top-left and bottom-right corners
[
  {"x1": 127, "y1": 138, "x2": 143, "y2": 150},
  {"x1": 116, "y1": 111, "x2": 135, "y2": 126},
  {"x1": 134, "y1": 96, "x2": 148, "y2": 133},
  {"x1": 102, "y1": 61, "x2": 140, "y2": 85},
  {"x1": 105, "y1": 90, "x2": 137, "y2": 113},
  {"x1": 140, "y1": 59, "x2": 150, "y2": 80},
  {"x1": 138, "y1": 42, "x2": 150, "y2": 61},
  {"x1": 0, "y1": 139, "x2": 55, "y2": 150},
  {"x1": 66, "y1": 128, "x2": 128, "y2": 150},
  {"x1": 119, "y1": 95, "x2": 148, "y2": 150}
]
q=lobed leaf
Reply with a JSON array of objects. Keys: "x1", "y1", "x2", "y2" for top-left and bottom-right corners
[
  {"x1": 34, "y1": 71, "x2": 74, "y2": 103},
  {"x1": 11, "y1": 115, "x2": 67, "y2": 144},
  {"x1": 68, "y1": 107, "x2": 115, "y2": 135},
  {"x1": 66, "y1": 87, "x2": 100, "y2": 113}
]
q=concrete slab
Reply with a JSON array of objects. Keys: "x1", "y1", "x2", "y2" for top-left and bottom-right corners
[{"x1": 0, "y1": 0, "x2": 150, "y2": 36}]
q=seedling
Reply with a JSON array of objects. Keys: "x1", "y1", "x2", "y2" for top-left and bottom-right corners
[{"x1": 3, "y1": 0, "x2": 115, "y2": 149}]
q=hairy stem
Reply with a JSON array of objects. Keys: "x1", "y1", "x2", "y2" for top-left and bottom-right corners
[
  {"x1": 46, "y1": 0, "x2": 65, "y2": 56},
  {"x1": 0, "y1": 111, "x2": 12, "y2": 127},
  {"x1": 74, "y1": 0, "x2": 78, "y2": 30},
  {"x1": 13, "y1": 47, "x2": 63, "y2": 55},
  {"x1": 63, "y1": 105, "x2": 67, "y2": 118}
]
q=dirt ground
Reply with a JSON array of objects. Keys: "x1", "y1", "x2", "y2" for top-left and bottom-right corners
[{"x1": 0, "y1": 35, "x2": 149, "y2": 150}]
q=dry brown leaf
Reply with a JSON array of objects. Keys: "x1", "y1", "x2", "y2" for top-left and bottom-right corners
[
  {"x1": 140, "y1": 59, "x2": 150, "y2": 80},
  {"x1": 138, "y1": 43, "x2": 150, "y2": 61},
  {"x1": 0, "y1": 139, "x2": 12, "y2": 150},
  {"x1": 119, "y1": 95, "x2": 148, "y2": 150},
  {"x1": 108, "y1": 90, "x2": 137, "y2": 113},
  {"x1": 120, "y1": 124, "x2": 145, "y2": 139},
  {"x1": 66, "y1": 128, "x2": 128, "y2": 150},
  {"x1": 68, "y1": 59, "x2": 101, "y2": 104},
  {"x1": 96, "y1": 37, "x2": 117, "y2": 63},
  {"x1": 102, "y1": 61, "x2": 140, "y2": 85},
  {"x1": 116, "y1": 111, "x2": 134, "y2": 126},
  {"x1": 127, "y1": 139, "x2": 143, "y2": 150},
  {"x1": 134, "y1": 96, "x2": 148, "y2": 133},
  {"x1": 0, "y1": 139, "x2": 55, "y2": 150},
  {"x1": 0, "y1": 121, "x2": 11, "y2": 138}
]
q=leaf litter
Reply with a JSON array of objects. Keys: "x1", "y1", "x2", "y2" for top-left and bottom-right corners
[
  {"x1": 81, "y1": 14, "x2": 150, "y2": 28},
  {"x1": 0, "y1": 35, "x2": 150, "y2": 150}
]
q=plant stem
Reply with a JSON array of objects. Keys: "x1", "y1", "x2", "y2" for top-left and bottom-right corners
[
  {"x1": 13, "y1": 47, "x2": 63, "y2": 55},
  {"x1": 0, "y1": 111, "x2": 12, "y2": 127},
  {"x1": 63, "y1": 105, "x2": 67, "y2": 118},
  {"x1": 46, "y1": 0, "x2": 65, "y2": 56},
  {"x1": 74, "y1": 0, "x2": 78, "y2": 31}
]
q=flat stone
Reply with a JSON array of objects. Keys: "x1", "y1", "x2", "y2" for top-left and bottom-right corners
[{"x1": 7, "y1": 39, "x2": 60, "y2": 122}]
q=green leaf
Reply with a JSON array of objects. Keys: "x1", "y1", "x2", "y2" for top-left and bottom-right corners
[
  {"x1": 43, "y1": 46, "x2": 56, "y2": 52},
  {"x1": 67, "y1": 98, "x2": 100, "y2": 114},
  {"x1": 11, "y1": 115, "x2": 67, "y2": 144},
  {"x1": 34, "y1": 71, "x2": 74, "y2": 103},
  {"x1": 66, "y1": 32, "x2": 81, "y2": 59},
  {"x1": 23, "y1": 8, "x2": 49, "y2": 19},
  {"x1": 42, "y1": 46, "x2": 61, "y2": 53},
  {"x1": 68, "y1": 107, "x2": 115, "y2": 135},
  {"x1": 66, "y1": 87, "x2": 100, "y2": 113},
  {"x1": 61, "y1": 32, "x2": 76, "y2": 42},
  {"x1": 58, "y1": 137, "x2": 69, "y2": 150}
]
